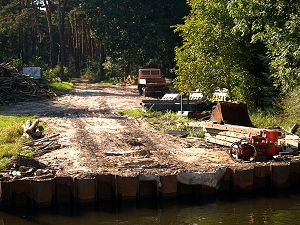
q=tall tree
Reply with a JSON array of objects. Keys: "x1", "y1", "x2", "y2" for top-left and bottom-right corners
[
  {"x1": 95, "y1": 0, "x2": 188, "y2": 79},
  {"x1": 172, "y1": 0, "x2": 244, "y2": 99},
  {"x1": 228, "y1": 0, "x2": 300, "y2": 94},
  {"x1": 44, "y1": 0, "x2": 55, "y2": 68},
  {"x1": 172, "y1": 0, "x2": 274, "y2": 109},
  {"x1": 57, "y1": 0, "x2": 67, "y2": 81}
]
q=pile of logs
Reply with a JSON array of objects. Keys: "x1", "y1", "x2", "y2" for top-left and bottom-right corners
[
  {"x1": 23, "y1": 133, "x2": 61, "y2": 157},
  {"x1": 23, "y1": 119, "x2": 61, "y2": 156},
  {"x1": 0, "y1": 63, "x2": 55, "y2": 104}
]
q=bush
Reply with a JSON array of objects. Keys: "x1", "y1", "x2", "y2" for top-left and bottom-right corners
[
  {"x1": 125, "y1": 74, "x2": 137, "y2": 85},
  {"x1": 281, "y1": 89, "x2": 300, "y2": 134},
  {"x1": 42, "y1": 65, "x2": 69, "y2": 83},
  {"x1": 81, "y1": 58, "x2": 103, "y2": 82}
]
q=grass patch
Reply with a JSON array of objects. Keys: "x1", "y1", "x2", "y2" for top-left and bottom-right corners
[
  {"x1": 100, "y1": 80, "x2": 113, "y2": 86},
  {"x1": 119, "y1": 108, "x2": 202, "y2": 136},
  {"x1": 249, "y1": 109, "x2": 280, "y2": 129},
  {"x1": 0, "y1": 115, "x2": 37, "y2": 169},
  {"x1": 187, "y1": 127, "x2": 205, "y2": 138},
  {"x1": 119, "y1": 108, "x2": 151, "y2": 118},
  {"x1": 49, "y1": 81, "x2": 73, "y2": 91}
]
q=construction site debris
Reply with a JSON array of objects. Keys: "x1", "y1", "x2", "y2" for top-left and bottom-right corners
[
  {"x1": 210, "y1": 101, "x2": 253, "y2": 127},
  {"x1": 161, "y1": 93, "x2": 180, "y2": 101}
]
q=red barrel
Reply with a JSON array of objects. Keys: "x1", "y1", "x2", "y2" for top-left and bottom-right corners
[
  {"x1": 266, "y1": 143, "x2": 278, "y2": 160},
  {"x1": 265, "y1": 130, "x2": 278, "y2": 143}
]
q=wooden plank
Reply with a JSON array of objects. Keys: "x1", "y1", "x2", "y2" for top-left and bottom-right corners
[
  {"x1": 205, "y1": 133, "x2": 240, "y2": 143},
  {"x1": 190, "y1": 121, "x2": 262, "y2": 135},
  {"x1": 204, "y1": 128, "x2": 248, "y2": 139},
  {"x1": 204, "y1": 136, "x2": 232, "y2": 147}
]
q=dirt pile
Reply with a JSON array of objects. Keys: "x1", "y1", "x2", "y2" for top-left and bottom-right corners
[{"x1": 0, "y1": 63, "x2": 55, "y2": 104}]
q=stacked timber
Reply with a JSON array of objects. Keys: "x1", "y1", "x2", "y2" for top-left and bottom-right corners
[
  {"x1": 0, "y1": 63, "x2": 55, "y2": 104},
  {"x1": 190, "y1": 121, "x2": 262, "y2": 147},
  {"x1": 23, "y1": 133, "x2": 61, "y2": 156}
]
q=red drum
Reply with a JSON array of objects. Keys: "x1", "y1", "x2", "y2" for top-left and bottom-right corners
[
  {"x1": 266, "y1": 143, "x2": 278, "y2": 160},
  {"x1": 265, "y1": 130, "x2": 278, "y2": 144}
]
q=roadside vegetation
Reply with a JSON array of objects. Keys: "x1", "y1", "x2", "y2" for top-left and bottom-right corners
[
  {"x1": 120, "y1": 108, "x2": 204, "y2": 138},
  {"x1": 0, "y1": 115, "x2": 37, "y2": 169},
  {"x1": 49, "y1": 82, "x2": 73, "y2": 92}
]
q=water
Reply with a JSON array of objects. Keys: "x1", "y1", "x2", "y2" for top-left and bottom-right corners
[{"x1": 1, "y1": 190, "x2": 300, "y2": 225}]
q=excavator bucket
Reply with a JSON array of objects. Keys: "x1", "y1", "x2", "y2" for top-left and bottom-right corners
[{"x1": 210, "y1": 102, "x2": 254, "y2": 127}]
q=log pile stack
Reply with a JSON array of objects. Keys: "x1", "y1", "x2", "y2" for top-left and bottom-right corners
[
  {"x1": 0, "y1": 63, "x2": 56, "y2": 104},
  {"x1": 23, "y1": 133, "x2": 61, "y2": 157},
  {"x1": 189, "y1": 121, "x2": 263, "y2": 147}
]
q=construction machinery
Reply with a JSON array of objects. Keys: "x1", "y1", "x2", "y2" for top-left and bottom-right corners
[{"x1": 230, "y1": 130, "x2": 279, "y2": 162}]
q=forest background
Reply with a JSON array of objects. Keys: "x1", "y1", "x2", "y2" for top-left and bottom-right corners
[{"x1": 0, "y1": 0, "x2": 299, "y2": 132}]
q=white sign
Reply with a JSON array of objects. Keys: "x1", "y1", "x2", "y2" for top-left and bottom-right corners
[{"x1": 22, "y1": 67, "x2": 41, "y2": 79}]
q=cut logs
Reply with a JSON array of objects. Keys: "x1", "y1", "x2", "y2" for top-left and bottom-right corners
[
  {"x1": 0, "y1": 63, "x2": 56, "y2": 104},
  {"x1": 23, "y1": 119, "x2": 43, "y2": 138},
  {"x1": 23, "y1": 133, "x2": 61, "y2": 156}
]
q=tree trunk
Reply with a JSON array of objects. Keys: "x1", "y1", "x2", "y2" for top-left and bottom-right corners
[
  {"x1": 124, "y1": 61, "x2": 130, "y2": 82},
  {"x1": 81, "y1": 19, "x2": 86, "y2": 65},
  {"x1": 24, "y1": 28, "x2": 29, "y2": 64},
  {"x1": 99, "y1": 43, "x2": 105, "y2": 79},
  {"x1": 44, "y1": 0, "x2": 55, "y2": 68},
  {"x1": 58, "y1": 0, "x2": 68, "y2": 81}
]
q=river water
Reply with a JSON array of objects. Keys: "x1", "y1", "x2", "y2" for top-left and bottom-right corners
[{"x1": 1, "y1": 189, "x2": 300, "y2": 225}]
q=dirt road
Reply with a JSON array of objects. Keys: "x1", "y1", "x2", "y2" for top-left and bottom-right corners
[{"x1": 1, "y1": 81, "x2": 234, "y2": 177}]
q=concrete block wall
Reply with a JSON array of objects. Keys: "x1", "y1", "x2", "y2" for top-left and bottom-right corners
[{"x1": 1, "y1": 163, "x2": 300, "y2": 209}]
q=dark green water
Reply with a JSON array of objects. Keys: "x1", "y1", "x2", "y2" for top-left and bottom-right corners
[{"x1": 1, "y1": 190, "x2": 300, "y2": 225}]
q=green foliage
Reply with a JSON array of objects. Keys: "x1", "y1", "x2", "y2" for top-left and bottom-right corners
[
  {"x1": 0, "y1": 115, "x2": 36, "y2": 169},
  {"x1": 281, "y1": 88, "x2": 300, "y2": 135},
  {"x1": 67, "y1": 56, "x2": 79, "y2": 79},
  {"x1": 187, "y1": 127, "x2": 205, "y2": 138},
  {"x1": 81, "y1": 58, "x2": 103, "y2": 82},
  {"x1": 249, "y1": 88, "x2": 300, "y2": 136},
  {"x1": 95, "y1": 0, "x2": 188, "y2": 77},
  {"x1": 228, "y1": 0, "x2": 300, "y2": 94},
  {"x1": 119, "y1": 108, "x2": 197, "y2": 133},
  {"x1": 120, "y1": 108, "x2": 204, "y2": 138},
  {"x1": 102, "y1": 57, "x2": 125, "y2": 83},
  {"x1": 172, "y1": 0, "x2": 245, "y2": 98},
  {"x1": 119, "y1": 108, "x2": 151, "y2": 118},
  {"x1": 249, "y1": 109, "x2": 280, "y2": 129},
  {"x1": 125, "y1": 75, "x2": 137, "y2": 85},
  {"x1": 43, "y1": 65, "x2": 69, "y2": 83},
  {"x1": 49, "y1": 82, "x2": 73, "y2": 92},
  {"x1": 20, "y1": 149, "x2": 34, "y2": 157},
  {"x1": 172, "y1": 0, "x2": 279, "y2": 109}
]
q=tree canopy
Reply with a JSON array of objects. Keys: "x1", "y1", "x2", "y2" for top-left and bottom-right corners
[
  {"x1": 172, "y1": 0, "x2": 300, "y2": 109},
  {"x1": 0, "y1": 0, "x2": 299, "y2": 110},
  {"x1": 0, "y1": 0, "x2": 188, "y2": 80}
]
